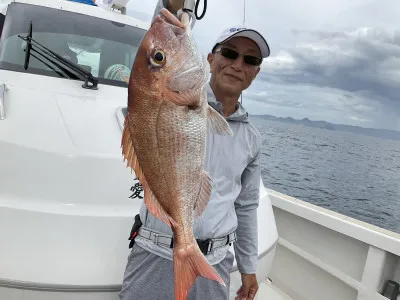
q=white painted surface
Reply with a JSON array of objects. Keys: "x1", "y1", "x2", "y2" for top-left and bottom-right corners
[
  {"x1": 0, "y1": 66, "x2": 278, "y2": 290},
  {"x1": 256, "y1": 280, "x2": 294, "y2": 300},
  {"x1": 0, "y1": 77, "x2": 277, "y2": 286},
  {"x1": 0, "y1": 0, "x2": 149, "y2": 30},
  {"x1": 269, "y1": 189, "x2": 400, "y2": 257},
  {"x1": 267, "y1": 189, "x2": 400, "y2": 300}
]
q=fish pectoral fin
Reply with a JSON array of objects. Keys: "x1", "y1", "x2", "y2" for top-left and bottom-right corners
[
  {"x1": 142, "y1": 179, "x2": 178, "y2": 228},
  {"x1": 194, "y1": 170, "x2": 213, "y2": 218},
  {"x1": 207, "y1": 105, "x2": 234, "y2": 136}
]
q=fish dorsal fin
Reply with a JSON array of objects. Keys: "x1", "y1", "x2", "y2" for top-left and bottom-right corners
[
  {"x1": 207, "y1": 105, "x2": 234, "y2": 136},
  {"x1": 194, "y1": 170, "x2": 213, "y2": 218},
  {"x1": 121, "y1": 116, "x2": 177, "y2": 228}
]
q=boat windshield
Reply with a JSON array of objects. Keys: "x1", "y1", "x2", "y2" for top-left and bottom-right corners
[{"x1": 0, "y1": 2, "x2": 146, "y2": 87}]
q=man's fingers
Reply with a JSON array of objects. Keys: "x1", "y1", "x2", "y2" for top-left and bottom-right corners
[
  {"x1": 241, "y1": 286, "x2": 250, "y2": 300},
  {"x1": 236, "y1": 286, "x2": 243, "y2": 295},
  {"x1": 235, "y1": 286, "x2": 244, "y2": 300},
  {"x1": 180, "y1": 11, "x2": 191, "y2": 27},
  {"x1": 238, "y1": 274, "x2": 259, "y2": 299},
  {"x1": 248, "y1": 288, "x2": 258, "y2": 300}
]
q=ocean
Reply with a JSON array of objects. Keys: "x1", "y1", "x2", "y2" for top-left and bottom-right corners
[{"x1": 250, "y1": 116, "x2": 400, "y2": 234}]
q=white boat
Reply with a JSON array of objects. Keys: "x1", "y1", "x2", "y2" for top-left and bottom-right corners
[
  {"x1": 260, "y1": 189, "x2": 400, "y2": 300},
  {"x1": 0, "y1": 1, "x2": 278, "y2": 299},
  {"x1": 0, "y1": 1, "x2": 399, "y2": 300}
]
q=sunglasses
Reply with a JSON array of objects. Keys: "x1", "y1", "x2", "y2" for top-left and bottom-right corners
[{"x1": 215, "y1": 46, "x2": 262, "y2": 66}]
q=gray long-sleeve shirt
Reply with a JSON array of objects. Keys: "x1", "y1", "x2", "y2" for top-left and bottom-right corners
[{"x1": 135, "y1": 1, "x2": 261, "y2": 274}]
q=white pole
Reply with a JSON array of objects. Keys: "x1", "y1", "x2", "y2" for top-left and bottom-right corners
[{"x1": 243, "y1": 0, "x2": 246, "y2": 25}]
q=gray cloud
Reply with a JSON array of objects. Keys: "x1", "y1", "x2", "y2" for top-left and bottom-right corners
[
  {"x1": 262, "y1": 27, "x2": 400, "y2": 99},
  {"x1": 243, "y1": 80, "x2": 399, "y2": 130},
  {"x1": 252, "y1": 26, "x2": 400, "y2": 130}
]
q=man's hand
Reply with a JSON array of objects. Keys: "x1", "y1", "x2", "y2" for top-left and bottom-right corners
[{"x1": 235, "y1": 273, "x2": 259, "y2": 300}]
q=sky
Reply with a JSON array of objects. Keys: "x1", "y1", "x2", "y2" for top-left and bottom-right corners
[{"x1": 108, "y1": 0, "x2": 400, "y2": 131}]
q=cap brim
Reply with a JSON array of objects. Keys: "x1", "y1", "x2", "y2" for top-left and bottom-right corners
[{"x1": 217, "y1": 29, "x2": 270, "y2": 58}]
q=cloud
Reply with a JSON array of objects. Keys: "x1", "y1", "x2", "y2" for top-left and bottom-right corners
[
  {"x1": 262, "y1": 27, "x2": 400, "y2": 92},
  {"x1": 333, "y1": 0, "x2": 400, "y2": 31},
  {"x1": 243, "y1": 80, "x2": 400, "y2": 130},
  {"x1": 249, "y1": 26, "x2": 400, "y2": 130}
]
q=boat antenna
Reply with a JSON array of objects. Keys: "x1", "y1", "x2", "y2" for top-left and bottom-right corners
[
  {"x1": 242, "y1": 0, "x2": 246, "y2": 25},
  {"x1": 240, "y1": 0, "x2": 246, "y2": 104}
]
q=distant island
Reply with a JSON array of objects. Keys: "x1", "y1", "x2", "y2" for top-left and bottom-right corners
[{"x1": 250, "y1": 115, "x2": 400, "y2": 141}]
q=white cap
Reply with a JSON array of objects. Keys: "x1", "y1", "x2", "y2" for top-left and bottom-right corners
[{"x1": 212, "y1": 25, "x2": 270, "y2": 58}]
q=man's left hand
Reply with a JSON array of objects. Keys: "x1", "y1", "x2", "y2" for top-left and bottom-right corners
[{"x1": 235, "y1": 273, "x2": 259, "y2": 300}]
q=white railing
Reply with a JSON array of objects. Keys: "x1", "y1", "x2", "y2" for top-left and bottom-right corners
[{"x1": 266, "y1": 188, "x2": 400, "y2": 300}]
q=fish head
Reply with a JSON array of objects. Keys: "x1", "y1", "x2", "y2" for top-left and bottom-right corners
[{"x1": 129, "y1": 8, "x2": 209, "y2": 99}]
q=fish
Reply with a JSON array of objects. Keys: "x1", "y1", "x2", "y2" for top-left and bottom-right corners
[{"x1": 120, "y1": 7, "x2": 234, "y2": 300}]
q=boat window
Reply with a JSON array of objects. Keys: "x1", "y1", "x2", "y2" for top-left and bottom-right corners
[{"x1": 0, "y1": 2, "x2": 146, "y2": 87}]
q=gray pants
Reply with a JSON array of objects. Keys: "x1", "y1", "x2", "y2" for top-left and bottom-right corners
[{"x1": 119, "y1": 243, "x2": 234, "y2": 300}]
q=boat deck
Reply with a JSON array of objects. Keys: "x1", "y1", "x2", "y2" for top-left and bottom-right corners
[{"x1": 256, "y1": 279, "x2": 293, "y2": 300}]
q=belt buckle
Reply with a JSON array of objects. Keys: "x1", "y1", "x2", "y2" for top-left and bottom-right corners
[
  {"x1": 228, "y1": 232, "x2": 237, "y2": 245},
  {"x1": 197, "y1": 239, "x2": 213, "y2": 255}
]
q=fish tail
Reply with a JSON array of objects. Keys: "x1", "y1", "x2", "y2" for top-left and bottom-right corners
[{"x1": 173, "y1": 242, "x2": 225, "y2": 300}]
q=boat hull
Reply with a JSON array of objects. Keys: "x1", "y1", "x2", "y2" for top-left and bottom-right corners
[{"x1": 0, "y1": 71, "x2": 278, "y2": 300}]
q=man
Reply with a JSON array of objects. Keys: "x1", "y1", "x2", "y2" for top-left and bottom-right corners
[{"x1": 119, "y1": 1, "x2": 270, "y2": 299}]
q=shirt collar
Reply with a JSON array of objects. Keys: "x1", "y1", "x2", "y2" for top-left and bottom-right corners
[{"x1": 206, "y1": 84, "x2": 249, "y2": 123}]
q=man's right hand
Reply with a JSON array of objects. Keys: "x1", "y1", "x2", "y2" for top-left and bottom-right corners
[{"x1": 167, "y1": 0, "x2": 185, "y2": 14}]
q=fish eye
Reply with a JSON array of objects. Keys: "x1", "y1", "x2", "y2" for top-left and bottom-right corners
[{"x1": 150, "y1": 48, "x2": 166, "y2": 67}]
